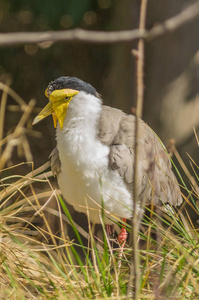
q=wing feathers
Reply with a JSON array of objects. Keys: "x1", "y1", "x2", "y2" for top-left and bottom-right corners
[{"x1": 98, "y1": 106, "x2": 182, "y2": 206}]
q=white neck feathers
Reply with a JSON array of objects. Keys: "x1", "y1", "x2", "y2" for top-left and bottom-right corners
[{"x1": 55, "y1": 91, "x2": 109, "y2": 169}]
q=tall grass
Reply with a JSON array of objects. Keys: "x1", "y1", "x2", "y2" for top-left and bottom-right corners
[{"x1": 0, "y1": 85, "x2": 199, "y2": 299}]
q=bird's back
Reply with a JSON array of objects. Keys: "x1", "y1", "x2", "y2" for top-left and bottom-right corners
[{"x1": 98, "y1": 105, "x2": 182, "y2": 206}]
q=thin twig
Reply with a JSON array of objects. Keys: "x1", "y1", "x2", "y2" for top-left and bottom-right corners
[
  {"x1": 34, "y1": 190, "x2": 56, "y2": 216},
  {"x1": 0, "y1": 99, "x2": 35, "y2": 169},
  {"x1": 171, "y1": 142, "x2": 199, "y2": 194},
  {"x1": 0, "y1": 1, "x2": 199, "y2": 46},
  {"x1": 0, "y1": 82, "x2": 9, "y2": 156},
  {"x1": 193, "y1": 127, "x2": 199, "y2": 147},
  {"x1": 0, "y1": 82, "x2": 27, "y2": 106},
  {"x1": 128, "y1": 0, "x2": 148, "y2": 299}
]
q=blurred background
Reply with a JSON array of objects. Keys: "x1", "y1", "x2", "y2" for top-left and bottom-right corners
[{"x1": 1, "y1": 0, "x2": 199, "y2": 168}]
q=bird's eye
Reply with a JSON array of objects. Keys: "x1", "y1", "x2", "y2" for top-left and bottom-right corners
[{"x1": 65, "y1": 97, "x2": 70, "y2": 101}]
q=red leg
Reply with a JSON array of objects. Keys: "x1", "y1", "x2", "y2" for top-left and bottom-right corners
[
  {"x1": 118, "y1": 218, "x2": 127, "y2": 267},
  {"x1": 118, "y1": 218, "x2": 127, "y2": 246}
]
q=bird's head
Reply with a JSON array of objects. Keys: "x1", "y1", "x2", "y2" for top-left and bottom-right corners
[
  {"x1": 32, "y1": 76, "x2": 98, "y2": 129},
  {"x1": 33, "y1": 87, "x2": 79, "y2": 129}
]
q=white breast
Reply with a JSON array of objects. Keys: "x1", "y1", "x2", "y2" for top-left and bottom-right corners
[{"x1": 56, "y1": 92, "x2": 133, "y2": 224}]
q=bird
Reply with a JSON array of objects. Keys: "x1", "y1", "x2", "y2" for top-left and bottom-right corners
[{"x1": 33, "y1": 76, "x2": 182, "y2": 246}]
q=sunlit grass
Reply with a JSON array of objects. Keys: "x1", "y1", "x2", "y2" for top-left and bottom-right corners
[{"x1": 1, "y1": 161, "x2": 199, "y2": 299}]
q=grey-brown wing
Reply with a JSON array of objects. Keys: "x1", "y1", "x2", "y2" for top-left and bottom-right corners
[
  {"x1": 98, "y1": 106, "x2": 182, "y2": 206},
  {"x1": 49, "y1": 147, "x2": 61, "y2": 177}
]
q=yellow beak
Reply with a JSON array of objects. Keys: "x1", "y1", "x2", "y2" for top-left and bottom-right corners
[
  {"x1": 32, "y1": 89, "x2": 79, "y2": 129},
  {"x1": 32, "y1": 102, "x2": 53, "y2": 125}
]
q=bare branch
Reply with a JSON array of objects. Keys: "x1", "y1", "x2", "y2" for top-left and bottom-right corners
[
  {"x1": 147, "y1": 1, "x2": 199, "y2": 40},
  {"x1": 0, "y1": 28, "x2": 144, "y2": 47},
  {"x1": 0, "y1": 1, "x2": 199, "y2": 47}
]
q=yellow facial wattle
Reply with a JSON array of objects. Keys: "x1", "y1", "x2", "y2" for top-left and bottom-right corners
[
  {"x1": 32, "y1": 88, "x2": 79, "y2": 129},
  {"x1": 50, "y1": 98, "x2": 71, "y2": 129}
]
